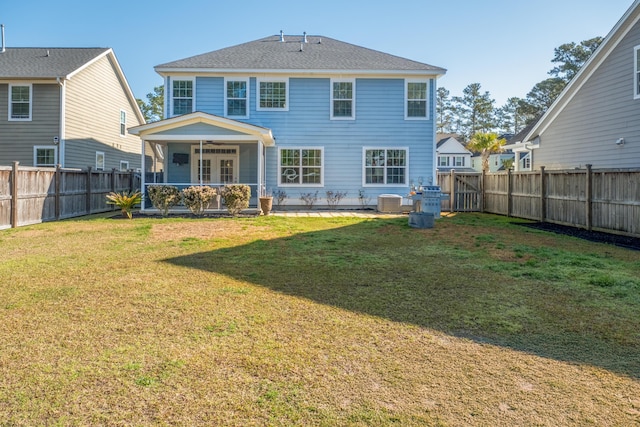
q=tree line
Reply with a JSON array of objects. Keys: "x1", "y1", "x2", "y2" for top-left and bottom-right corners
[{"x1": 436, "y1": 37, "x2": 603, "y2": 141}]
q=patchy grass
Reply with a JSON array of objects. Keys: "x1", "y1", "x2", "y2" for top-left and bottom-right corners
[{"x1": 0, "y1": 213, "x2": 639, "y2": 426}]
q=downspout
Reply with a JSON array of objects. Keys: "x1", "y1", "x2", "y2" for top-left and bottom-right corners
[{"x1": 57, "y1": 77, "x2": 66, "y2": 167}]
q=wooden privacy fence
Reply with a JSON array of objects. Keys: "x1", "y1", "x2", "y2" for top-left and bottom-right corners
[
  {"x1": 0, "y1": 162, "x2": 139, "y2": 229},
  {"x1": 438, "y1": 165, "x2": 640, "y2": 237}
]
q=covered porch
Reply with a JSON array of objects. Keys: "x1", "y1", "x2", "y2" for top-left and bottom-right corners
[{"x1": 129, "y1": 112, "x2": 275, "y2": 212}]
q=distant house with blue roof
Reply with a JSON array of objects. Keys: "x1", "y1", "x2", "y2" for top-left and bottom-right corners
[{"x1": 130, "y1": 32, "x2": 446, "y2": 209}]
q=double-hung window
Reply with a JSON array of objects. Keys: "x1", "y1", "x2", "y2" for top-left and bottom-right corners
[
  {"x1": 331, "y1": 79, "x2": 355, "y2": 119},
  {"x1": 172, "y1": 79, "x2": 194, "y2": 116},
  {"x1": 438, "y1": 156, "x2": 450, "y2": 167},
  {"x1": 454, "y1": 156, "x2": 465, "y2": 167},
  {"x1": 34, "y1": 146, "x2": 57, "y2": 167},
  {"x1": 9, "y1": 84, "x2": 32, "y2": 121},
  {"x1": 405, "y1": 80, "x2": 428, "y2": 119},
  {"x1": 363, "y1": 148, "x2": 408, "y2": 185},
  {"x1": 96, "y1": 152, "x2": 105, "y2": 171},
  {"x1": 279, "y1": 148, "x2": 323, "y2": 185},
  {"x1": 120, "y1": 110, "x2": 126, "y2": 136},
  {"x1": 257, "y1": 78, "x2": 288, "y2": 111},
  {"x1": 225, "y1": 78, "x2": 249, "y2": 117}
]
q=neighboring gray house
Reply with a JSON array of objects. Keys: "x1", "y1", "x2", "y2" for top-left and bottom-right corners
[
  {"x1": 0, "y1": 46, "x2": 147, "y2": 170},
  {"x1": 435, "y1": 135, "x2": 475, "y2": 172},
  {"x1": 470, "y1": 152, "x2": 515, "y2": 172},
  {"x1": 509, "y1": 0, "x2": 640, "y2": 170}
]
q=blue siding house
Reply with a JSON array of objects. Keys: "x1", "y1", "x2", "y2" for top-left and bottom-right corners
[{"x1": 130, "y1": 33, "x2": 446, "y2": 210}]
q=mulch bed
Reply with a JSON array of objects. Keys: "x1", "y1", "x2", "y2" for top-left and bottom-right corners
[{"x1": 518, "y1": 221, "x2": 640, "y2": 251}]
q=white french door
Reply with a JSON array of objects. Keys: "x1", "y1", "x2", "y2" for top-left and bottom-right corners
[{"x1": 191, "y1": 146, "x2": 239, "y2": 184}]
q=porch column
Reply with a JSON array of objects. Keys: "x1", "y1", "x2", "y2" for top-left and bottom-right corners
[
  {"x1": 141, "y1": 138, "x2": 146, "y2": 210},
  {"x1": 257, "y1": 141, "x2": 264, "y2": 197},
  {"x1": 199, "y1": 140, "x2": 203, "y2": 186}
]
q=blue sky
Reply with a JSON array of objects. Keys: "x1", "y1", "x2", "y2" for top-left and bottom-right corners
[{"x1": 2, "y1": 0, "x2": 634, "y2": 106}]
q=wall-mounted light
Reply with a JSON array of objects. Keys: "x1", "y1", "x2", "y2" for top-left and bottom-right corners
[{"x1": 615, "y1": 138, "x2": 625, "y2": 146}]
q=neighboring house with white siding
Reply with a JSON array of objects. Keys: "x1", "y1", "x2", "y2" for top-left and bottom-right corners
[
  {"x1": 435, "y1": 136, "x2": 475, "y2": 172},
  {"x1": 510, "y1": 0, "x2": 640, "y2": 170},
  {"x1": 129, "y1": 33, "x2": 446, "y2": 209},
  {"x1": 0, "y1": 47, "x2": 146, "y2": 170}
]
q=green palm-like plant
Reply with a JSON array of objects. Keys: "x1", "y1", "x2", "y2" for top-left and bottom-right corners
[
  {"x1": 106, "y1": 190, "x2": 142, "y2": 219},
  {"x1": 467, "y1": 132, "x2": 506, "y2": 172}
]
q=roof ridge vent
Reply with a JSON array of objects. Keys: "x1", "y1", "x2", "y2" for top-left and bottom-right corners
[{"x1": 280, "y1": 30, "x2": 285, "y2": 42}]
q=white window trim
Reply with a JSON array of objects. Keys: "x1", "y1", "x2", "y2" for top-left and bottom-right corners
[
  {"x1": 404, "y1": 79, "x2": 429, "y2": 120},
  {"x1": 438, "y1": 156, "x2": 450, "y2": 167},
  {"x1": 120, "y1": 161, "x2": 129, "y2": 171},
  {"x1": 170, "y1": 77, "x2": 196, "y2": 117},
  {"x1": 33, "y1": 146, "x2": 57, "y2": 167},
  {"x1": 8, "y1": 83, "x2": 33, "y2": 121},
  {"x1": 120, "y1": 109, "x2": 127, "y2": 137},
  {"x1": 362, "y1": 147, "x2": 409, "y2": 187},
  {"x1": 256, "y1": 77, "x2": 289, "y2": 111},
  {"x1": 224, "y1": 77, "x2": 250, "y2": 118},
  {"x1": 96, "y1": 151, "x2": 105, "y2": 171},
  {"x1": 277, "y1": 147, "x2": 324, "y2": 187},
  {"x1": 634, "y1": 45, "x2": 640, "y2": 99},
  {"x1": 330, "y1": 78, "x2": 356, "y2": 120}
]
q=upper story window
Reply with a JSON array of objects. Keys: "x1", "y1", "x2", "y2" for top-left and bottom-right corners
[
  {"x1": 278, "y1": 148, "x2": 323, "y2": 186},
  {"x1": 635, "y1": 46, "x2": 640, "y2": 99},
  {"x1": 257, "y1": 78, "x2": 288, "y2": 111},
  {"x1": 9, "y1": 84, "x2": 32, "y2": 121},
  {"x1": 120, "y1": 110, "x2": 126, "y2": 136},
  {"x1": 34, "y1": 146, "x2": 56, "y2": 167},
  {"x1": 172, "y1": 79, "x2": 194, "y2": 116},
  {"x1": 363, "y1": 148, "x2": 408, "y2": 186},
  {"x1": 331, "y1": 79, "x2": 355, "y2": 119},
  {"x1": 454, "y1": 156, "x2": 465, "y2": 167},
  {"x1": 225, "y1": 78, "x2": 249, "y2": 118},
  {"x1": 405, "y1": 80, "x2": 428, "y2": 119},
  {"x1": 438, "y1": 156, "x2": 450, "y2": 167}
]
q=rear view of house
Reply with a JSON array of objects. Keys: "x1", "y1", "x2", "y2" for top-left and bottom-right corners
[
  {"x1": 130, "y1": 32, "x2": 446, "y2": 210},
  {"x1": 0, "y1": 36, "x2": 146, "y2": 170}
]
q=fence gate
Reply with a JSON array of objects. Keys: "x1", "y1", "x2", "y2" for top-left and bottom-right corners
[{"x1": 438, "y1": 171, "x2": 482, "y2": 212}]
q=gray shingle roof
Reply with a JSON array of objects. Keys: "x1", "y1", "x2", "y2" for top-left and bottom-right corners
[
  {"x1": 155, "y1": 35, "x2": 446, "y2": 74},
  {"x1": 0, "y1": 48, "x2": 110, "y2": 79}
]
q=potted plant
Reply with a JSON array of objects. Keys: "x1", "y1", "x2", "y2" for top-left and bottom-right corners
[{"x1": 259, "y1": 190, "x2": 273, "y2": 215}]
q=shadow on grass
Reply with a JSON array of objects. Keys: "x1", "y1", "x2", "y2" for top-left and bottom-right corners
[{"x1": 163, "y1": 217, "x2": 640, "y2": 379}]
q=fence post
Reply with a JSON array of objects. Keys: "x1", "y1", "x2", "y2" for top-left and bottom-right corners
[
  {"x1": 507, "y1": 168, "x2": 512, "y2": 217},
  {"x1": 55, "y1": 164, "x2": 61, "y2": 220},
  {"x1": 449, "y1": 169, "x2": 455, "y2": 212},
  {"x1": 86, "y1": 167, "x2": 92, "y2": 214},
  {"x1": 480, "y1": 170, "x2": 485, "y2": 213},
  {"x1": 11, "y1": 161, "x2": 19, "y2": 228},
  {"x1": 540, "y1": 166, "x2": 546, "y2": 223},
  {"x1": 585, "y1": 164, "x2": 592, "y2": 231}
]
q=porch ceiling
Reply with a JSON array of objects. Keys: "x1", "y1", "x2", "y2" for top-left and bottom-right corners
[{"x1": 129, "y1": 111, "x2": 275, "y2": 145}]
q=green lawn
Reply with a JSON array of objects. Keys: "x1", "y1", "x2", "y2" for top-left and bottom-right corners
[{"x1": 1, "y1": 213, "x2": 639, "y2": 426}]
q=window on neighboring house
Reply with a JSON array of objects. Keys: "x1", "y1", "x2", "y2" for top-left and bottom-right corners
[
  {"x1": 34, "y1": 146, "x2": 57, "y2": 167},
  {"x1": 454, "y1": 156, "x2": 465, "y2": 167},
  {"x1": 172, "y1": 79, "x2": 194, "y2": 116},
  {"x1": 363, "y1": 148, "x2": 408, "y2": 185},
  {"x1": 635, "y1": 45, "x2": 640, "y2": 98},
  {"x1": 258, "y1": 78, "x2": 288, "y2": 110},
  {"x1": 120, "y1": 110, "x2": 126, "y2": 136},
  {"x1": 438, "y1": 156, "x2": 450, "y2": 167},
  {"x1": 96, "y1": 152, "x2": 105, "y2": 170},
  {"x1": 521, "y1": 153, "x2": 531, "y2": 170},
  {"x1": 405, "y1": 80, "x2": 428, "y2": 119},
  {"x1": 225, "y1": 78, "x2": 249, "y2": 117},
  {"x1": 278, "y1": 148, "x2": 323, "y2": 185},
  {"x1": 331, "y1": 79, "x2": 355, "y2": 119},
  {"x1": 9, "y1": 84, "x2": 32, "y2": 121},
  {"x1": 120, "y1": 161, "x2": 129, "y2": 171}
]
